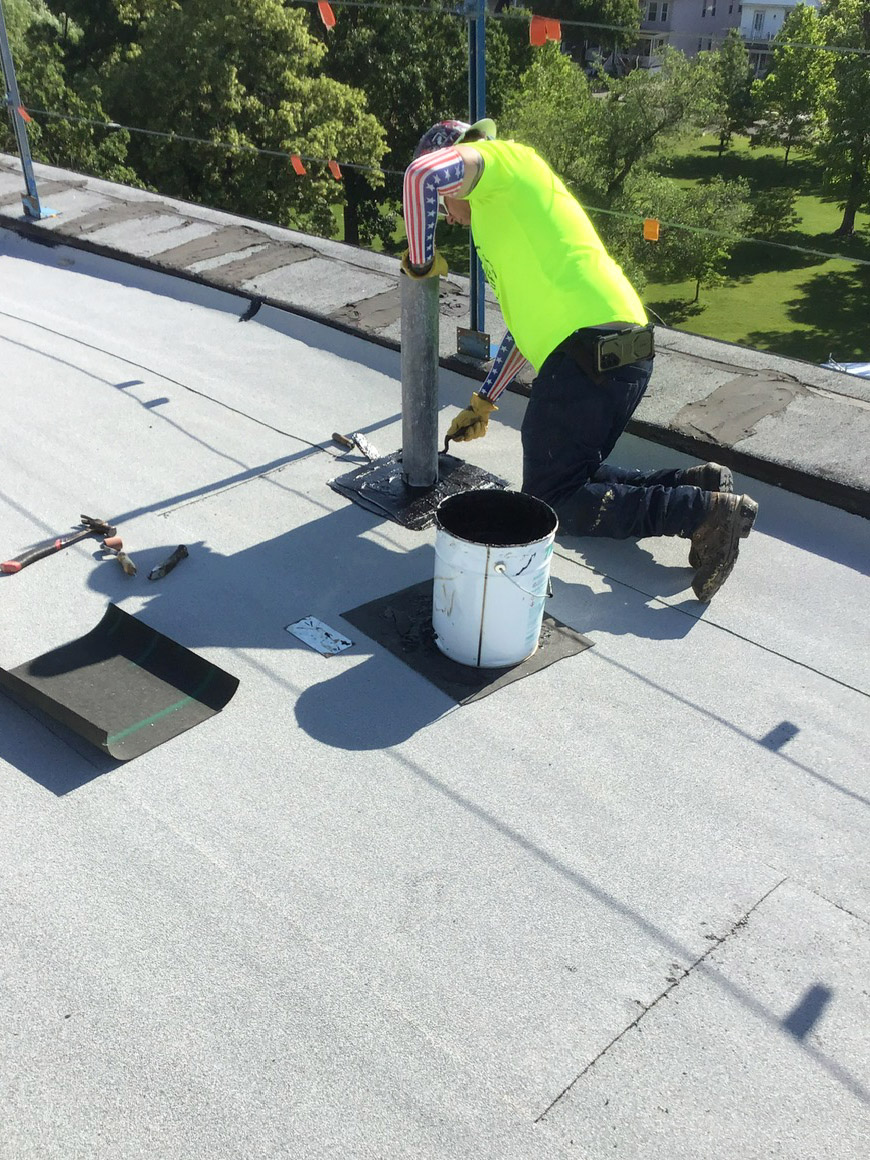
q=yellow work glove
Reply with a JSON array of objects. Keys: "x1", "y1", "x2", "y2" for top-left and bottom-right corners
[
  {"x1": 445, "y1": 392, "x2": 497, "y2": 444},
  {"x1": 401, "y1": 249, "x2": 448, "y2": 280}
]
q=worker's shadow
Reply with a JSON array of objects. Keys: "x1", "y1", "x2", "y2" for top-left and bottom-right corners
[{"x1": 549, "y1": 535, "x2": 700, "y2": 641}]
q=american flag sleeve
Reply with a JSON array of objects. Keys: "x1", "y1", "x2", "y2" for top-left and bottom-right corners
[
  {"x1": 403, "y1": 147, "x2": 466, "y2": 267},
  {"x1": 479, "y1": 332, "x2": 529, "y2": 402}
]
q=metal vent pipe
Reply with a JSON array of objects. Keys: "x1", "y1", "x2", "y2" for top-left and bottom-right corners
[{"x1": 400, "y1": 273, "x2": 440, "y2": 488}]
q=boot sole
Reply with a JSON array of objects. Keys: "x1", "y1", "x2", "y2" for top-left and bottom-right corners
[
  {"x1": 691, "y1": 497, "x2": 758, "y2": 600},
  {"x1": 689, "y1": 496, "x2": 757, "y2": 570}
]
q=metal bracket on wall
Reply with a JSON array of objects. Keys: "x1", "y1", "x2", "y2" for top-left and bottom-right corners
[{"x1": 457, "y1": 327, "x2": 491, "y2": 362}]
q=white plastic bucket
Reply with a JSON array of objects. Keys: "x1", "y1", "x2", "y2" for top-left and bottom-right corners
[{"x1": 433, "y1": 489, "x2": 558, "y2": 668}]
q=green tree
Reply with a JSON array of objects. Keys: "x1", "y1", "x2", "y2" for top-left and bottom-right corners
[
  {"x1": 752, "y1": 3, "x2": 830, "y2": 165},
  {"x1": 498, "y1": 42, "x2": 597, "y2": 198},
  {"x1": 747, "y1": 186, "x2": 800, "y2": 238},
  {"x1": 43, "y1": 1, "x2": 163, "y2": 71},
  {"x1": 584, "y1": 48, "x2": 716, "y2": 201},
  {"x1": 2, "y1": 0, "x2": 137, "y2": 182},
  {"x1": 3, "y1": 0, "x2": 64, "y2": 58},
  {"x1": 816, "y1": 0, "x2": 870, "y2": 236},
  {"x1": 105, "y1": 0, "x2": 386, "y2": 236},
  {"x1": 630, "y1": 173, "x2": 752, "y2": 303},
  {"x1": 704, "y1": 28, "x2": 754, "y2": 158},
  {"x1": 502, "y1": 45, "x2": 713, "y2": 207}
]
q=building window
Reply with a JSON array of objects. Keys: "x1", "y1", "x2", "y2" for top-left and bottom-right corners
[
  {"x1": 661, "y1": 3, "x2": 669, "y2": 21},
  {"x1": 753, "y1": 11, "x2": 765, "y2": 32},
  {"x1": 698, "y1": 37, "x2": 703, "y2": 50},
  {"x1": 647, "y1": 1, "x2": 657, "y2": 19},
  {"x1": 701, "y1": 3, "x2": 706, "y2": 16}
]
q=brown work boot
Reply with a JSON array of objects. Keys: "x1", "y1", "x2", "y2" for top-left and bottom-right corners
[
  {"x1": 680, "y1": 462, "x2": 733, "y2": 495},
  {"x1": 690, "y1": 493, "x2": 758, "y2": 602}
]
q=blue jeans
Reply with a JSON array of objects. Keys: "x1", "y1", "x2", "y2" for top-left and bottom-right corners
[{"x1": 521, "y1": 346, "x2": 710, "y2": 539}]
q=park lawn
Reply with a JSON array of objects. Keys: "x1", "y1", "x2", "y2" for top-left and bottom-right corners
[
  {"x1": 644, "y1": 255, "x2": 867, "y2": 364},
  {"x1": 647, "y1": 133, "x2": 870, "y2": 360}
]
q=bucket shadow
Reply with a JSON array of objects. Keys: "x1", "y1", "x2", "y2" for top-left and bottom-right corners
[{"x1": 294, "y1": 653, "x2": 455, "y2": 751}]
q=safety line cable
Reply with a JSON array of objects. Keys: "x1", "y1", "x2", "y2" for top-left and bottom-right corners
[
  {"x1": 287, "y1": 0, "x2": 870, "y2": 57},
  {"x1": 584, "y1": 203, "x2": 870, "y2": 269},
  {"x1": 7, "y1": 103, "x2": 870, "y2": 269},
  {"x1": 14, "y1": 106, "x2": 386, "y2": 178}
]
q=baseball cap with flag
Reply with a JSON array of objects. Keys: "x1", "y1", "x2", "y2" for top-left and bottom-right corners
[{"x1": 413, "y1": 118, "x2": 497, "y2": 159}]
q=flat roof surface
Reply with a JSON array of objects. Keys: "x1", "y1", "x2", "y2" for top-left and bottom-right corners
[
  {"x1": 3, "y1": 153, "x2": 870, "y2": 519},
  {"x1": 1, "y1": 225, "x2": 869, "y2": 1159}
]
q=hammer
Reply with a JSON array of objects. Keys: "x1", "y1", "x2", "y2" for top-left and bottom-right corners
[{"x1": 2, "y1": 514, "x2": 117, "y2": 574}]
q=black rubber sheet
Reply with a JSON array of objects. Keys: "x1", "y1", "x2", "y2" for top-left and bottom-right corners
[
  {"x1": 0, "y1": 603, "x2": 239, "y2": 760},
  {"x1": 342, "y1": 579, "x2": 593, "y2": 704},
  {"x1": 329, "y1": 451, "x2": 508, "y2": 530}
]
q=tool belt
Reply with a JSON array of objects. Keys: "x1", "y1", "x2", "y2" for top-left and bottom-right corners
[{"x1": 557, "y1": 322, "x2": 655, "y2": 385}]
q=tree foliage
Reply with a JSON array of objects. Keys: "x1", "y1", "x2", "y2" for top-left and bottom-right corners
[
  {"x1": 104, "y1": 0, "x2": 386, "y2": 235},
  {"x1": 752, "y1": 3, "x2": 830, "y2": 164},
  {"x1": 747, "y1": 186, "x2": 800, "y2": 238},
  {"x1": 815, "y1": 0, "x2": 870, "y2": 236},
  {"x1": 42, "y1": 0, "x2": 161, "y2": 72},
  {"x1": 703, "y1": 28, "x2": 754, "y2": 158},
  {"x1": 628, "y1": 173, "x2": 752, "y2": 302},
  {"x1": 502, "y1": 45, "x2": 714, "y2": 204},
  {"x1": 2, "y1": 0, "x2": 138, "y2": 182}
]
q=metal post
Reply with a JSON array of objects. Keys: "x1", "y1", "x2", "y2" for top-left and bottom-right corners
[
  {"x1": 468, "y1": 0, "x2": 486, "y2": 335},
  {"x1": 457, "y1": 0, "x2": 488, "y2": 360},
  {"x1": 400, "y1": 273, "x2": 440, "y2": 488},
  {"x1": 0, "y1": 0, "x2": 54, "y2": 219}
]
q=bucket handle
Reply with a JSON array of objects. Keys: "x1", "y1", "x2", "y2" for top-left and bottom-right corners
[{"x1": 493, "y1": 562, "x2": 553, "y2": 601}]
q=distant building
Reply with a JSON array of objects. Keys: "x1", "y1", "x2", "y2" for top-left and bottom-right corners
[
  {"x1": 633, "y1": 0, "x2": 741, "y2": 70},
  {"x1": 630, "y1": 0, "x2": 822, "y2": 74}
]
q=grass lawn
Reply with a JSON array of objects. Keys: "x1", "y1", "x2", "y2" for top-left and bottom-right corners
[{"x1": 646, "y1": 133, "x2": 870, "y2": 363}]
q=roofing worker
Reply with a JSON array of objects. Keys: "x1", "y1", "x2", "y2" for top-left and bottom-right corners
[{"x1": 402, "y1": 119, "x2": 758, "y2": 602}]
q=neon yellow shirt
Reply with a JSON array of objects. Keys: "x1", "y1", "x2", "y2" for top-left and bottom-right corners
[{"x1": 466, "y1": 139, "x2": 647, "y2": 371}]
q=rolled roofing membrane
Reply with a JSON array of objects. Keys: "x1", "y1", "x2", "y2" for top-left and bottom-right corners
[{"x1": 0, "y1": 603, "x2": 239, "y2": 760}]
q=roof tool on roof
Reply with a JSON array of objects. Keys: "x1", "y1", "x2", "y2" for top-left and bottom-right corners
[
  {"x1": 332, "y1": 431, "x2": 382, "y2": 462},
  {"x1": 115, "y1": 551, "x2": 137, "y2": 577},
  {"x1": 2, "y1": 515, "x2": 116, "y2": 574},
  {"x1": 149, "y1": 545, "x2": 188, "y2": 581}
]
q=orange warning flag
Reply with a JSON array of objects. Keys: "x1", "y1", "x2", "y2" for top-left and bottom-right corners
[
  {"x1": 546, "y1": 19, "x2": 562, "y2": 42},
  {"x1": 643, "y1": 218, "x2": 661, "y2": 242},
  {"x1": 530, "y1": 16, "x2": 548, "y2": 46},
  {"x1": 327, "y1": 160, "x2": 342, "y2": 181},
  {"x1": 290, "y1": 154, "x2": 307, "y2": 176},
  {"x1": 17, "y1": 106, "x2": 33, "y2": 123},
  {"x1": 318, "y1": 2, "x2": 336, "y2": 29}
]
